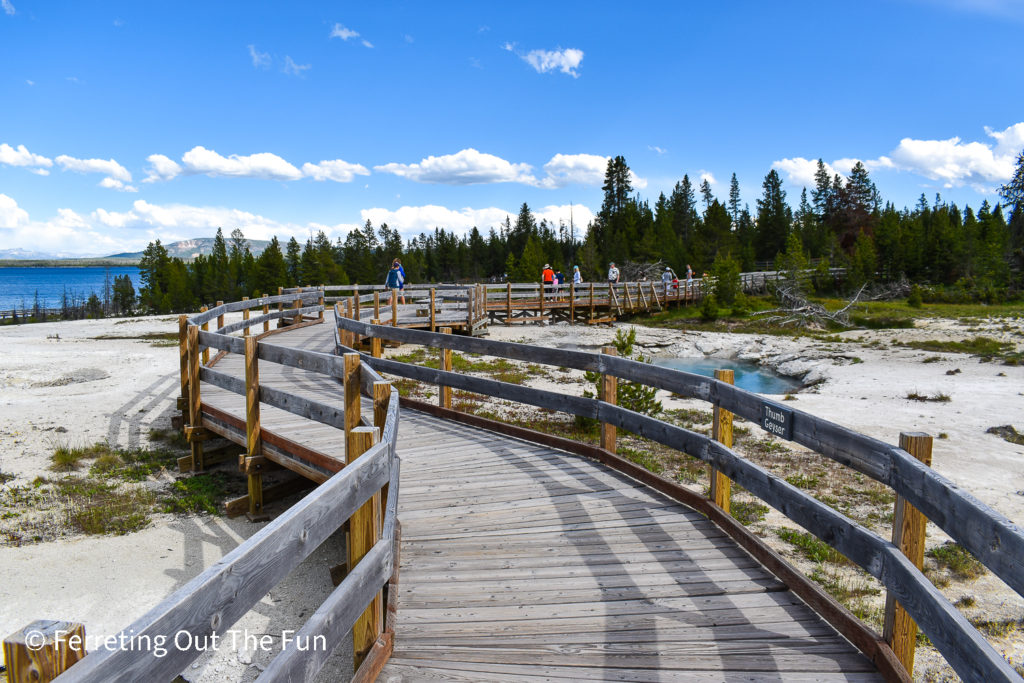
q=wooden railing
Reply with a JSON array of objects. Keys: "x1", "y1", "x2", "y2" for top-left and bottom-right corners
[
  {"x1": 20, "y1": 293, "x2": 404, "y2": 682},
  {"x1": 335, "y1": 312, "x2": 1024, "y2": 682}
]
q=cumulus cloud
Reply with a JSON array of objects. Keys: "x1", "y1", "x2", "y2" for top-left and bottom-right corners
[
  {"x1": 648, "y1": 145, "x2": 667, "y2": 155},
  {"x1": 55, "y1": 154, "x2": 134, "y2": 190},
  {"x1": 0, "y1": 143, "x2": 53, "y2": 170},
  {"x1": 375, "y1": 148, "x2": 536, "y2": 185},
  {"x1": 0, "y1": 194, "x2": 29, "y2": 228},
  {"x1": 181, "y1": 146, "x2": 304, "y2": 180},
  {"x1": 283, "y1": 56, "x2": 311, "y2": 77},
  {"x1": 699, "y1": 170, "x2": 717, "y2": 186},
  {"x1": 523, "y1": 48, "x2": 584, "y2": 77},
  {"x1": 143, "y1": 153, "x2": 183, "y2": 183},
  {"x1": 540, "y1": 153, "x2": 607, "y2": 187},
  {"x1": 301, "y1": 159, "x2": 371, "y2": 183},
  {"x1": 2, "y1": 0, "x2": 14, "y2": 16},
  {"x1": 774, "y1": 122, "x2": 1024, "y2": 192},
  {"x1": 248, "y1": 44, "x2": 270, "y2": 69},
  {"x1": 360, "y1": 203, "x2": 597, "y2": 240}
]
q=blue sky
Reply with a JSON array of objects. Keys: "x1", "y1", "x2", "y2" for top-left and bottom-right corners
[{"x1": 1, "y1": 0, "x2": 1023, "y2": 256}]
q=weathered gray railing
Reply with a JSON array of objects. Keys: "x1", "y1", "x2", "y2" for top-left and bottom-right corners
[
  {"x1": 335, "y1": 313, "x2": 1024, "y2": 682},
  {"x1": 45, "y1": 295, "x2": 402, "y2": 682}
]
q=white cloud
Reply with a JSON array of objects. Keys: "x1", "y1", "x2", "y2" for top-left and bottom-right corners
[
  {"x1": 181, "y1": 146, "x2": 304, "y2": 180},
  {"x1": 302, "y1": 159, "x2": 371, "y2": 183},
  {"x1": 0, "y1": 143, "x2": 53, "y2": 169},
  {"x1": 330, "y1": 23, "x2": 360, "y2": 41},
  {"x1": 360, "y1": 203, "x2": 597, "y2": 240},
  {"x1": 25, "y1": 79, "x2": 34, "y2": 86},
  {"x1": 30, "y1": 168, "x2": 49, "y2": 176},
  {"x1": 248, "y1": 44, "x2": 270, "y2": 69},
  {"x1": 143, "y1": 153, "x2": 183, "y2": 183},
  {"x1": 521, "y1": 48, "x2": 584, "y2": 78},
  {"x1": 2, "y1": 0, "x2": 14, "y2": 16},
  {"x1": 99, "y1": 177, "x2": 138, "y2": 193},
  {"x1": 773, "y1": 122, "x2": 1024, "y2": 193},
  {"x1": 540, "y1": 153, "x2": 607, "y2": 187},
  {"x1": 55, "y1": 154, "x2": 133, "y2": 189},
  {"x1": 0, "y1": 194, "x2": 29, "y2": 228},
  {"x1": 648, "y1": 145, "x2": 667, "y2": 155},
  {"x1": 330, "y1": 23, "x2": 372, "y2": 47},
  {"x1": 533, "y1": 204, "x2": 597, "y2": 232},
  {"x1": 375, "y1": 148, "x2": 536, "y2": 185},
  {"x1": 699, "y1": 170, "x2": 717, "y2": 186},
  {"x1": 282, "y1": 56, "x2": 311, "y2": 77}
]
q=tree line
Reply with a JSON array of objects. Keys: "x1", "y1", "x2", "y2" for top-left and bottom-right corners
[{"x1": 131, "y1": 152, "x2": 1024, "y2": 314}]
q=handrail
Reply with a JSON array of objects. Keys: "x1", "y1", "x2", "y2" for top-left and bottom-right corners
[
  {"x1": 52, "y1": 298, "x2": 401, "y2": 682},
  {"x1": 336, "y1": 314, "x2": 1024, "y2": 682}
]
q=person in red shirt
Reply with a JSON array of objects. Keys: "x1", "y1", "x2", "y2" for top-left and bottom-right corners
[{"x1": 541, "y1": 264, "x2": 555, "y2": 299}]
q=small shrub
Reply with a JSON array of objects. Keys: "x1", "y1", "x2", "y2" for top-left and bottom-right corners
[
  {"x1": 785, "y1": 473, "x2": 820, "y2": 489},
  {"x1": 777, "y1": 527, "x2": 848, "y2": 564},
  {"x1": 163, "y1": 473, "x2": 229, "y2": 515},
  {"x1": 905, "y1": 391, "x2": 951, "y2": 403},
  {"x1": 928, "y1": 542, "x2": 986, "y2": 580},
  {"x1": 66, "y1": 488, "x2": 154, "y2": 535},
  {"x1": 731, "y1": 499, "x2": 768, "y2": 525},
  {"x1": 907, "y1": 285, "x2": 923, "y2": 308}
]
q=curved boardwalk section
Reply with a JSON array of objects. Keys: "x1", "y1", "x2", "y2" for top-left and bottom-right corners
[{"x1": 381, "y1": 415, "x2": 880, "y2": 681}]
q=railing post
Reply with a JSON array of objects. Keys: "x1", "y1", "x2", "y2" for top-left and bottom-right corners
[
  {"x1": 569, "y1": 282, "x2": 575, "y2": 324},
  {"x1": 216, "y1": 300, "x2": 224, "y2": 332},
  {"x1": 199, "y1": 306, "x2": 209, "y2": 365},
  {"x1": 244, "y1": 335, "x2": 265, "y2": 519},
  {"x1": 292, "y1": 287, "x2": 302, "y2": 325},
  {"x1": 353, "y1": 285, "x2": 360, "y2": 321},
  {"x1": 347, "y1": 425, "x2": 383, "y2": 670},
  {"x1": 370, "y1": 319, "x2": 382, "y2": 358},
  {"x1": 343, "y1": 353, "x2": 362, "y2": 462},
  {"x1": 600, "y1": 346, "x2": 617, "y2": 453},
  {"x1": 506, "y1": 282, "x2": 512, "y2": 325},
  {"x1": 344, "y1": 298, "x2": 354, "y2": 348},
  {"x1": 430, "y1": 288, "x2": 437, "y2": 332},
  {"x1": 319, "y1": 286, "x2": 325, "y2": 321},
  {"x1": 883, "y1": 432, "x2": 933, "y2": 677},
  {"x1": 589, "y1": 282, "x2": 595, "y2": 321},
  {"x1": 187, "y1": 324, "x2": 205, "y2": 471},
  {"x1": 262, "y1": 294, "x2": 270, "y2": 334},
  {"x1": 440, "y1": 327, "x2": 452, "y2": 409},
  {"x1": 3, "y1": 620, "x2": 87, "y2": 682},
  {"x1": 178, "y1": 314, "x2": 189, "y2": 410},
  {"x1": 374, "y1": 290, "x2": 380, "y2": 321},
  {"x1": 538, "y1": 280, "x2": 545, "y2": 321},
  {"x1": 391, "y1": 288, "x2": 398, "y2": 327},
  {"x1": 710, "y1": 369, "x2": 734, "y2": 513},
  {"x1": 241, "y1": 296, "x2": 250, "y2": 336},
  {"x1": 277, "y1": 286, "x2": 284, "y2": 319}
]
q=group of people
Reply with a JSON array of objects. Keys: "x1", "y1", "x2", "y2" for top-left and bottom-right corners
[
  {"x1": 386, "y1": 258, "x2": 406, "y2": 305},
  {"x1": 541, "y1": 264, "x2": 584, "y2": 299},
  {"x1": 606, "y1": 261, "x2": 694, "y2": 296}
]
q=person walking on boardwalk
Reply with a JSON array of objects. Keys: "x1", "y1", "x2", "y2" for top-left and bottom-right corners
[
  {"x1": 607, "y1": 262, "x2": 620, "y2": 283},
  {"x1": 685, "y1": 264, "x2": 694, "y2": 293},
  {"x1": 394, "y1": 258, "x2": 407, "y2": 305},
  {"x1": 572, "y1": 265, "x2": 583, "y2": 285},
  {"x1": 554, "y1": 268, "x2": 564, "y2": 300},
  {"x1": 385, "y1": 261, "x2": 404, "y2": 308},
  {"x1": 661, "y1": 266, "x2": 674, "y2": 297},
  {"x1": 542, "y1": 263, "x2": 555, "y2": 299}
]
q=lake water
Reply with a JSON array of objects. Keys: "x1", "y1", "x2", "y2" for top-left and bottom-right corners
[
  {"x1": 653, "y1": 357, "x2": 801, "y2": 394},
  {"x1": 0, "y1": 266, "x2": 142, "y2": 310}
]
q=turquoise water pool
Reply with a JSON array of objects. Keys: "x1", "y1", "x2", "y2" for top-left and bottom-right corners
[{"x1": 653, "y1": 357, "x2": 801, "y2": 394}]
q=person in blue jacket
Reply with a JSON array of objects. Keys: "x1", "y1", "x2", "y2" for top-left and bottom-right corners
[{"x1": 385, "y1": 262, "x2": 404, "y2": 306}]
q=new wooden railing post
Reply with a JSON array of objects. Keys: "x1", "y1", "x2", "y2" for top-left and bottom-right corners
[
  {"x1": 429, "y1": 288, "x2": 436, "y2": 332},
  {"x1": 505, "y1": 282, "x2": 512, "y2": 325},
  {"x1": 538, "y1": 280, "x2": 545, "y2": 320},
  {"x1": 710, "y1": 369, "x2": 734, "y2": 513},
  {"x1": 440, "y1": 327, "x2": 453, "y2": 409},
  {"x1": 277, "y1": 286, "x2": 284, "y2": 319},
  {"x1": 600, "y1": 346, "x2": 617, "y2": 453},
  {"x1": 883, "y1": 432, "x2": 933, "y2": 676},
  {"x1": 353, "y1": 285, "x2": 360, "y2": 321},
  {"x1": 241, "y1": 296, "x2": 250, "y2": 336},
  {"x1": 374, "y1": 290, "x2": 380, "y2": 321},
  {"x1": 216, "y1": 300, "x2": 225, "y2": 332},
  {"x1": 318, "y1": 286, "x2": 325, "y2": 321},
  {"x1": 262, "y1": 294, "x2": 270, "y2": 334},
  {"x1": 370, "y1": 319, "x2": 382, "y2": 358},
  {"x1": 199, "y1": 306, "x2": 209, "y2": 365},
  {"x1": 3, "y1": 620, "x2": 86, "y2": 682},
  {"x1": 343, "y1": 353, "x2": 362, "y2": 462},
  {"x1": 347, "y1": 426, "x2": 383, "y2": 670},
  {"x1": 187, "y1": 324, "x2": 205, "y2": 471},
  {"x1": 244, "y1": 335, "x2": 265, "y2": 519},
  {"x1": 390, "y1": 289, "x2": 398, "y2": 327},
  {"x1": 344, "y1": 299, "x2": 354, "y2": 348}
]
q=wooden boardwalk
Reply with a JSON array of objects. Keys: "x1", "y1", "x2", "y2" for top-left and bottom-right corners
[{"x1": 199, "y1": 318, "x2": 881, "y2": 681}]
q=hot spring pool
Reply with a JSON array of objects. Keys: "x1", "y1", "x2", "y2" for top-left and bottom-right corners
[{"x1": 653, "y1": 357, "x2": 801, "y2": 395}]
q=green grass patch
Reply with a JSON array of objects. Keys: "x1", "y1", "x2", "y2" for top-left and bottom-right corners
[
  {"x1": 905, "y1": 390, "x2": 951, "y2": 402},
  {"x1": 162, "y1": 473, "x2": 230, "y2": 515},
  {"x1": 928, "y1": 542, "x2": 986, "y2": 580},
  {"x1": 50, "y1": 443, "x2": 111, "y2": 471},
  {"x1": 777, "y1": 527, "x2": 848, "y2": 564},
  {"x1": 0, "y1": 471, "x2": 13, "y2": 485},
  {"x1": 785, "y1": 473, "x2": 820, "y2": 489},
  {"x1": 899, "y1": 335, "x2": 1014, "y2": 362},
  {"x1": 987, "y1": 425, "x2": 1024, "y2": 446},
  {"x1": 969, "y1": 617, "x2": 1024, "y2": 639},
  {"x1": 730, "y1": 498, "x2": 768, "y2": 526},
  {"x1": 618, "y1": 447, "x2": 664, "y2": 474},
  {"x1": 66, "y1": 487, "x2": 154, "y2": 535}
]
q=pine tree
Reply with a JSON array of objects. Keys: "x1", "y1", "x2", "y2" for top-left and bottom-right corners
[
  {"x1": 754, "y1": 169, "x2": 790, "y2": 261},
  {"x1": 700, "y1": 179, "x2": 714, "y2": 214},
  {"x1": 285, "y1": 237, "x2": 301, "y2": 285},
  {"x1": 728, "y1": 173, "x2": 741, "y2": 228}
]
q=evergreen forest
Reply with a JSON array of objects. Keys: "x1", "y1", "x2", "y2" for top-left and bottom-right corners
[{"x1": 133, "y1": 153, "x2": 1024, "y2": 314}]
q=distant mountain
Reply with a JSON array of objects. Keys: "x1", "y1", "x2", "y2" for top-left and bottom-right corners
[
  {"x1": 107, "y1": 237, "x2": 272, "y2": 260},
  {"x1": 0, "y1": 248, "x2": 61, "y2": 259}
]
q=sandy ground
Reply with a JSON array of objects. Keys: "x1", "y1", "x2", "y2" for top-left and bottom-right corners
[{"x1": 1, "y1": 312, "x2": 1022, "y2": 680}]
